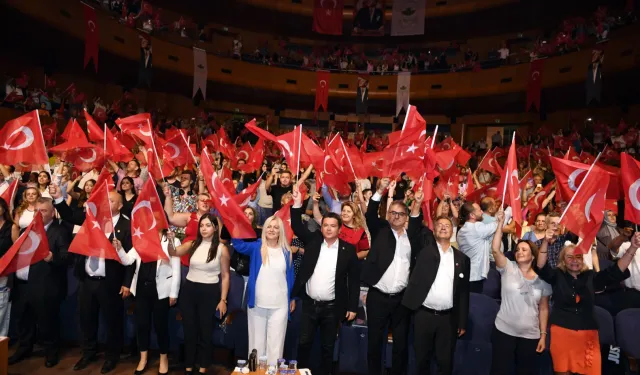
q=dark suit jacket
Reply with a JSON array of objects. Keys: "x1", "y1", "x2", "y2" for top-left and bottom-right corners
[
  {"x1": 401, "y1": 216, "x2": 471, "y2": 331},
  {"x1": 354, "y1": 7, "x2": 384, "y2": 30},
  {"x1": 54, "y1": 200, "x2": 135, "y2": 293},
  {"x1": 25, "y1": 221, "x2": 70, "y2": 302},
  {"x1": 290, "y1": 206, "x2": 360, "y2": 318},
  {"x1": 361, "y1": 198, "x2": 433, "y2": 287}
]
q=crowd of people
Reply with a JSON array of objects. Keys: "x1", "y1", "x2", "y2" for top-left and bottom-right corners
[{"x1": 0, "y1": 103, "x2": 639, "y2": 375}]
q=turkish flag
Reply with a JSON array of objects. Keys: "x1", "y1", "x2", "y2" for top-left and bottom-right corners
[
  {"x1": 116, "y1": 113, "x2": 153, "y2": 145},
  {"x1": 564, "y1": 146, "x2": 582, "y2": 162},
  {"x1": 526, "y1": 58, "x2": 544, "y2": 111},
  {"x1": 312, "y1": 0, "x2": 344, "y2": 35},
  {"x1": 274, "y1": 200, "x2": 294, "y2": 243},
  {"x1": 50, "y1": 120, "x2": 94, "y2": 154},
  {"x1": 517, "y1": 145, "x2": 532, "y2": 159},
  {"x1": 63, "y1": 147, "x2": 105, "y2": 172},
  {"x1": 42, "y1": 123, "x2": 57, "y2": 143},
  {"x1": 84, "y1": 109, "x2": 104, "y2": 142},
  {"x1": 105, "y1": 127, "x2": 134, "y2": 162},
  {"x1": 86, "y1": 180, "x2": 114, "y2": 234},
  {"x1": 69, "y1": 209, "x2": 121, "y2": 262},
  {"x1": 276, "y1": 126, "x2": 304, "y2": 175},
  {"x1": 0, "y1": 111, "x2": 48, "y2": 166},
  {"x1": 532, "y1": 147, "x2": 550, "y2": 164},
  {"x1": 163, "y1": 133, "x2": 191, "y2": 167},
  {"x1": 84, "y1": 3, "x2": 99, "y2": 72},
  {"x1": 315, "y1": 71, "x2": 330, "y2": 112},
  {"x1": 0, "y1": 179, "x2": 19, "y2": 212},
  {"x1": 201, "y1": 151, "x2": 255, "y2": 239},
  {"x1": 551, "y1": 157, "x2": 590, "y2": 203},
  {"x1": 478, "y1": 149, "x2": 503, "y2": 175},
  {"x1": 465, "y1": 171, "x2": 475, "y2": 197},
  {"x1": 525, "y1": 180, "x2": 554, "y2": 219},
  {"x1": 434, "y1": 170, "x2": 459, "y2": 200},
  {"x1": 553, "y1": 135, "x2": 571, "y2": 150},
  {"x1": 319, "y1": 140, "x2": 351, "y2": 196},
  {"x1": 466, "y1": 182, "x2": 499, "y2": 204},
  {"x1": 60, "y1": 119, "x2": 80, "y2": 142},
  {"x1": 94, "y1": 167, "x2": 116, "y2": 192},
  {"x1": 580, "y1": 151, "x2": 596, "y2": 164},
  {"x1": 238, "y1": 139, "x2": 265, "y2": 173},
  {"x1": 621, "y1": 153, "x2": 640, "y2": 224},
  {"x1": 496, "y1": 141, "x2": 523, "y2": 226},
  {"x1": 219, "y1": 166, "x2": 236, "y2": 195},
  {"x1": 244, "y1": 119, "x2": 278, "y2": 143},
  {"x1": 434, "y1": 136, "x2": 455, "y2": 152},
  {"x1": 492, "y1": 147, "x2": 506, "y2": 160},
  {"x1": 560, "y1": 166, "x2": 609, "y2": 254},
  {"x1": 434, "y1": 149, "x2": 459, "y2": 173},
  {"x1": 602, "y1": 146, "x2": 620, "y2": 161},
  {"x1": 0, "y1": 212, "x2": 50, "y2": 277},
  {"x1": 131, "y1": 178, "x2": 169, "y2": 262},
  {"x1": 234, "y1": 141, "x2": 253, "y2": 167},
  {"x1": 234, "y1": 179, "x2": 262, "y2": 208}
]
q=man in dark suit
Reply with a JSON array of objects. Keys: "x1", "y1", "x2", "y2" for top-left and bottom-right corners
[
  {"x1": 290, "y1": 186, "x2": 359, "y2": 375},
  {"x1": 361, "y1": 177, "x2": 432, "y2": 375},
  {"x1": 51, "y1": 186, "x2": 134, "y2": 374},
  {"x1": 353, "y1": 0, "x2": 384, "y2": 33},
  {"x1": 402, "y1": 190, "x2": 470, "y2": 375},
  {"x1": 9, "y1": 197, "x2": 70, "y2": 368}
]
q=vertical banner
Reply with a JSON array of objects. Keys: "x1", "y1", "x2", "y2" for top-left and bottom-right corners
[
  {"x1": 353, "y1": 0, "x2": 386, "y2": 36},
  {"x1": 585, "y1": 50, "x2": 604, "y2": 105},
  {"x1": 391, "y1": 0, "x2": 425, "y2": 36},
  {"x1": 313, "y1": 0, "x2": 344, "y2": 35},
  {"x1": 525, "y1": 58, "x2": 545, "y2": 111},
  {"x1": 83, "y1": 3, "x2": 99, "y2": 72},
  {"x1": 356, "y1": 74, "x2": 369, "y2": 115},
  {"x1": 193, "y1": 47, "x2": 208, "y2": 99},
  {"x1": 315, "y1": 71, "x2": 330, "y2": 113},
  {"x1": 396, "y1": 72, "x2": 411, "y2": 116}
]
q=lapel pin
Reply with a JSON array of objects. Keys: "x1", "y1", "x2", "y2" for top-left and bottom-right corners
[{"x1": 459, "y1": 273, "x2": 464, "y2": 278}]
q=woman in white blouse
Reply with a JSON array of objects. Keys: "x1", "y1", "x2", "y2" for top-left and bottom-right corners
[
  {"x1": 114, "y1": 229, "x2": 182, "y2": 375},
  {"x1": 231, "y1": 216, "x2": 295, "y2": 366},
  {"x1": 14, "y1": 187, "x2": 41, "y2": 229},
  {"x1": 490, "y1": 210, "x2": 551, "y2": 375},
  {"x1": 167, "y1": 213, "x2": 230, "y2": 375}
]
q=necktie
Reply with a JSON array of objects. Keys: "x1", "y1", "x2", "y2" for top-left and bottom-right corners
[{"x1": 89, "y1": 256, "x2": 99, "y2": 272}]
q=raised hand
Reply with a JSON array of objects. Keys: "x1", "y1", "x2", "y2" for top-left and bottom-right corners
[
  {"x1": 495, "y1": 209, "x2": 505, "y2": 223},
  {"x1": 378, "y1": 177, "x2": 390, "y2": 193},
  {"x1": 414, "y1": 190, "x2": 424, "y2": 204}
]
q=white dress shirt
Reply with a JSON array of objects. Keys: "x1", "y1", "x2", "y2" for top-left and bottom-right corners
[
  {"x1": 374, "y1": 228, "x2": 411, "y2": 294},
  {"x1": 85, "y1": 214, "x2": 120, "y2": 277},
  {"x1": 16, "y1": 221, "x2": 52, "y2": 281},
  {"x1": 613, "y1": 242, "x2": 640, "y2": 290},
  {"x1": 306, "y1": 239, "x2": 339, "y2": 301},
  {"x1": 457, "y1": 220, "x2": 498, "y2": 281},
  {"x1": 423, "y1": 242, "x2": 455, "y2": 310}
]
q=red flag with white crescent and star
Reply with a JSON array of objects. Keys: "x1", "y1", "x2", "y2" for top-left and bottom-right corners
[
  {"x1": 0, "y1": 110, "x2": 49, "y2": 166},
  {"x1": 274, "y1": 200, "x2": 294, "y2": 243},
  {"x1": 526, "y1": 58, "x2": 544, "y2": 111},
  {"x1": 0, "y1": 212, "x2": 50, "y2": 277},
  {"x1": 0, "y1": 179, "x2": 19, "y2": 212},
  {"x1": 131, "y1": 178, "x2": 169, "y2": 262},
  {"x1": 621, "y1": 152, "x2": 640, "y2": 225},
  {"x1": 83, "y1": 3, "x2": 99, "y2": 72},
  {"x1": 495, "y1": 139, "x2": 523, "y2": 226},
  {"x1": 68, "y1": 209, "x2": 121, "y2": 263},
  {"x1": 312, "y1": 0, "x2": 344, "y2": 35},
  {"x1": 86, "y1": 180, "x2": 114, "y2": 235},
  {"x1": 524, "y1": 180, "x2": 555, "y2": 220},
  {"x1": 315, "y1": 71, "x2": 330, "y2": 113}
]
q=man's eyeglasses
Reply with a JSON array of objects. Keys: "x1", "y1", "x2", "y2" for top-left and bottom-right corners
[{"x1": 389, "y1": 211, "x2": 407, "y2": 218}]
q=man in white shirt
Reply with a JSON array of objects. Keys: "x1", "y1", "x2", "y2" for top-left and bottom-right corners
[
  {"x1": 611, "y1": 241, "x2": 640, "y2": 309},
  {"x1": 402, "y1": 190, "x2": 471, "y2": 375},
  {"x1": 290, "y1": 186, "x2": 359, "y2": 375}
]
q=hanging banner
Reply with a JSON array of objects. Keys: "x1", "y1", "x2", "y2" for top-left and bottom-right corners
[
  {"x1": 396, "y1": 72, "x2": 411, "y2": 116},
  {"x1": 193, "y1": 47, "x2": 208, "y2": 99},
  {"x1": 391, "y1": 0, "x2": 425, "y2": 36},
  {"x1": 526, "y1": 58, "x2": 545, "y2": 112},
  {"x1": 313, "y1": 0, "x2": 344, "y2": 35},
  {"x1": 356, "y1": 74, "x2": 369, "y2": 115},
  {"x1": 315, "y1": 71, "x2": 330, "y2": 113},
  {"x1": 83, "y1": 3, "x2": 99, "y2": 72},
  {"x1": 352, "y1": 0, "x2": 386, "y2": 36}
]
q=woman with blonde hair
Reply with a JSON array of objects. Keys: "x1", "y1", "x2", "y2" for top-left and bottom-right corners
[
  {"x1": 312, "y1": 196, "x2": 370, "y2": 259},
  {"x1": 536, "y1": 230, "x2": 639, "y2": 375},
  {"x1": 230, "y1": 215, "x2": 295, "y2": 366},
  {"x1": 14, "y1": 187, "x2": 41, "y2": 229}
]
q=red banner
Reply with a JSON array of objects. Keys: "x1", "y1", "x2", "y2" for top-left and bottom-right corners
[
  {"x1": 84, "y1": 4, "x2": 99, "y2": 72},
  {"x1": 315, "y1": 71, "x2": 330, "y2": 113},
  {"x1": 526, "y1": 59, "x2": 545, "y2": 111},
  {"x1": 312, "y1": 0, "x2": 344, "y2": 35}
]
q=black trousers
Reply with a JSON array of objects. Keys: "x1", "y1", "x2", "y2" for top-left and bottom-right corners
[
  {"x1": 78, "y1": 277, "x2": 124, "y2": 361},
  {"x1": 180, "y1": 280, "x2": 220, "y2": 370},
  {"x1": 469, "y1": 280, "x2": 484, "y2": 294},
  {"x1": 413, "y1": 307, "x2": 457, "y2": 375},
  {"x1": 135, "y1": 281, "x2": 170, "y2": 353},
  {"x1": 490, "y1": 326, "x2": 539, "y2": 375},
  {"x1": 623, "y1": 288, "x2": 640, "y2": 309},
  {"x1": 366, "y1": 288, "x2": 409, "y2": 375},
  {"x1": 11, "y1": 280, "x2": 60, "y2": 357},
  {"x1": 297, "y1": 300, "x2": 339, "y2": 375}
]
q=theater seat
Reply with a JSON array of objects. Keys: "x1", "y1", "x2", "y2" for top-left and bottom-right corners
[
  {"x1": 283, "y1": 299, "x2": 303, "y2": 360},
  {"x1": 337, "y1": 325, "x2": 368, "y2": 374},
  {"x1": 482, "y1": 268, "x2": 501, "y2": 300},
  {"x1": 615, "y1": 308, "x2": 640, "y2": 359},
  {"x1": 453, "y1": 340, "x2": 492, "y2": 375},
  {"x1": 463, "y1": 293, "x2": 499, "y2": 343},
  {"x1": 594, "y1": 306, "x2": 615, "y2": 346}
]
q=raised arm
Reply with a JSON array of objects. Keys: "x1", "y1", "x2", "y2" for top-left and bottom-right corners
[
  {"x1": 534, "y1": 229, "x2": 557, "y2": 284},
  {"x1": 230, "y1": 238, "x2": 261, "y2": 256},
  {"x1": 492, "y1": 210, "x2": 508, "y2": 269},
  {"x1": 311, "y1": 193, "x2": 323, "y2": 225},
  {"x1": 162, "y1": 184, "x2": 190, "y2": 227},
  {"x1": 291, "y1": 185, "x2": 314, "y2": 245},
  {"x1": 296, "y1": 164, "x2": 314, "y2": 188},
  {"x1": 166, "y1": 231, "x2": 193, "y2": 257},
  {"x1": 265, "y1": 166, "x2": 278, "y2": 194}
]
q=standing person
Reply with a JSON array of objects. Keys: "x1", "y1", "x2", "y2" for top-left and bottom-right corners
[
  {"x1": 402, "y1": 191, "x2": 471, "y2": 375},
  {"x1": 14, "y1": 187, "x2": 41, "y2": 229},
  {"x1": 51, "y1": 187, "x2": 135, "y2": 374},
  {"x1": 522, "y1": 213, "x2": 547, "y2": 242},
  {"x1": 36, "y1": 171, "x2": 52, "y2": 198},
  {"x1": 231, "y1": 216, "x2": 295, "y2": 366},
  {"x1": 361, "y1": 178, "x2": 421, "y2": 375},
  {"x1": 118, "y1": 176, "x2": 138, "y2": 219},
  {"x1": 312, "y1": 197, "x2": 370, "y2": 258},
  {"x1": 9, "y1": 198, "x2": 70, "y2": 368},
  {"x1": 457, "y1": 202, "x2": 502, "y2": 293},
  {"x1": 0, "y1": 198, "x2": 19, "y2": 336},
  {"x1": 114, "y1": 230, "x2": 181, "y2": 375},
  {"x1": 533, "y1": 212, "x2": 575, "y2": 269},
  {"x1": 167, "y1": 214, "x2": 230, "y2": 375},
  {"x1": 109, "y1": 159, "x2": 147, "y2": 193},
  {"x1": 290, "y1": 186, "x2": 359, "y2": 375},
  {"x1": 490, "y1": 210, "x2": 551, "y2": 375},
  {"x1": 535, "y1": 232, "x2": 638, "y2": 375}
]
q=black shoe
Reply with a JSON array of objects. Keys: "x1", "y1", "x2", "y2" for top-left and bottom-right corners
[
  {"x1": 74, "y1": 355, "x2": 98, "y2": 371},
  {"x1": 101, "y1": 359, "x2": 118, "y2": 374},
  {"x1": 134, "y1": 361, "x2": 148, "y2": 375},
  {"x1": 45, "y1": 354, "x2": 60, "y2": 368},
  {"x1": 8, "y1": 349, "x2": 32, "y2": 365}
]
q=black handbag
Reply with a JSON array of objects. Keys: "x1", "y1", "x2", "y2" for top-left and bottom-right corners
[{"x1": 230, "y1": 249, "x2": 250, "y2": 277}]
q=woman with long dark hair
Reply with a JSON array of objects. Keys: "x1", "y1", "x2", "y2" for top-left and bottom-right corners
[
  {"x1": 167, "y1": 214, "x2": 230, "y2": 375},
  {"x1": 118, "y1": 176, "x2": 138, "y2": 219},
  {"x1": 37, "y1": 171, "x2": 52, "y2": 198},
  {"x1": 0, "y1": 198, "x2": 19, "y2": 336}
]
